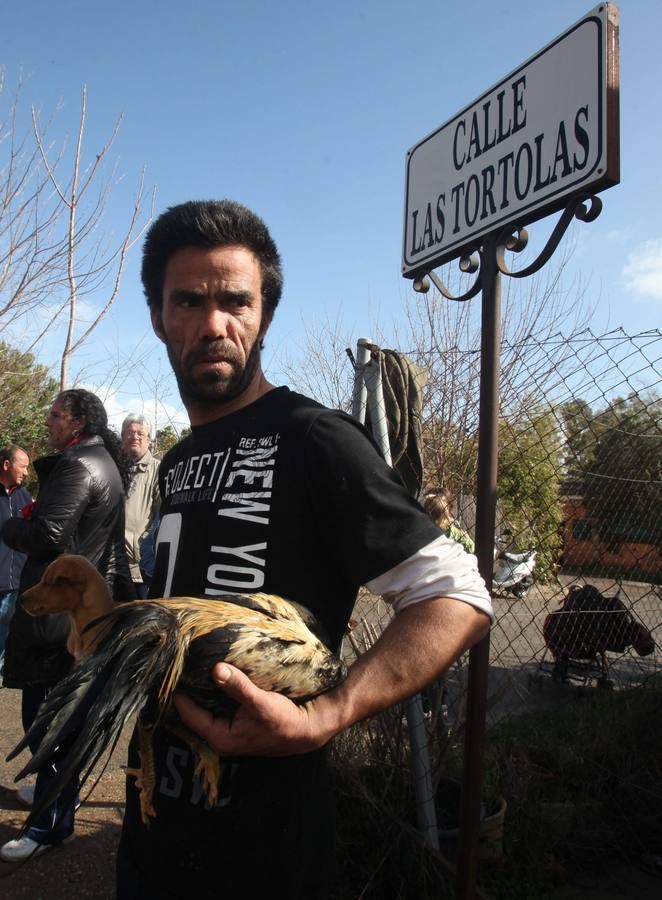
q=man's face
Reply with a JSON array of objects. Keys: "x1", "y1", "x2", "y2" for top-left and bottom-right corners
[
  {"x1": 122, "y1": 423, "x2": 151, "y2": 461},
  {"x1": 153, "y1": 245, "x2": 268, "y2": 416},
  {"x1": 1, "y1": 450, "x2": 29, "y2": 489}
]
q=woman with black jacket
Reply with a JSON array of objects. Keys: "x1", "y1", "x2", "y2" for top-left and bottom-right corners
[{"x1": 0, "y1": 388, "x2": 136, "y2": 862}]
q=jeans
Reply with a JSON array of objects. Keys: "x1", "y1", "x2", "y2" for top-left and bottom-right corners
[
  {"x1": 21, "y1": 685, "x2": 79, "y2": 845},
  {"x1": 133, "y1": 580, "x2": 149, "y2": 600},
  {"x1": 0, "y1": 590, "x2": 18, "y2": 678}
]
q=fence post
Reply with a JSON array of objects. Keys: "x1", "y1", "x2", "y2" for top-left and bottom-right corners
[
  {"x1": 351, "y1": 339, "x2": 371, "y2": 422},
  {"x1": 352, "y1": 338, "x2": 440, "y2": 851}
]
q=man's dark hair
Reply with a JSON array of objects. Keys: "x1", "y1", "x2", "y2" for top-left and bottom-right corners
[
  {"x1": 0, "y1": 444, "x2": 23, "y2": 467},
  {"x1": 141, "y1": 200, "x2": 283, "y2": 320}
]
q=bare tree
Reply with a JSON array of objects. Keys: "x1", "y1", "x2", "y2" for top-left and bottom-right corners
[
  {"x1": 398, "y1": 242, "x2": 594, "y2": 484},
  {"x1": 32, "y1": 86, "x2": 154, "y2": 388},
  {"x1": 276, "y1": 311, "x2": 358, "y2": 411},
  {"x1": 279, "y1": 238, "x2": 594, "y2": 498},
  {"x1": 0, "y1": 72, "x2": 69, "y2": 335},
  {"x1": 0, "y1": 74, "x2": 154, "y2": 388},
  {"x1": 76, "y1": 336, "x2": 189, "y2": 439}
]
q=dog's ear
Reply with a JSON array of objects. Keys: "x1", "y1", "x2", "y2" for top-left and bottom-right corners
[{"x1": 43, "y1": 557, "x2": 87, "y2": 589}]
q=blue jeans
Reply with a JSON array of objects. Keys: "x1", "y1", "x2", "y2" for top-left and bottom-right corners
[
  {"x1": 133, "y1": 580, "x2": 149, "y2": 600},
  {"x1": 0, "y1": 590, "x2": 18, "y2": 678},
  {"x1": 21, "y1": 685, "x2": 79, "y2": 845}
]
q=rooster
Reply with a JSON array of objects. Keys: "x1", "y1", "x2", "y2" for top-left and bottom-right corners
[{"x1": 8, "y1": 555, "x2": 347, "y2": 829}]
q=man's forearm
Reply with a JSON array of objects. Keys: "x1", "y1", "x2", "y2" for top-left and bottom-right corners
[{"x1": 308, "y1": 596, "x2": 491, "y2": 746}]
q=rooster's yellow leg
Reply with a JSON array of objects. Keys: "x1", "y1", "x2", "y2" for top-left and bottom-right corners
[
  {"x1": 125, "y1": 721, "x2": 157, "y2": 825},
  {"x1": 167, "y1": 724, "x2": 222, "y2": 806}
]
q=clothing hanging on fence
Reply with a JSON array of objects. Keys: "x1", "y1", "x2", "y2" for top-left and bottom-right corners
[{"x1": 365, "y1": 349, "x2": 427, "y2": 498}]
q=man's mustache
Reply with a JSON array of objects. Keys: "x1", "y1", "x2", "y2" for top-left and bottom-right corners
[{"x1": 185, "y1": 340, "x2": 241, "y2": 367}]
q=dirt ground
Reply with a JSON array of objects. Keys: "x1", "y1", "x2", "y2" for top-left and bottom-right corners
[{"x1": 0, "y1": 685, "x2": 131, "y2": 900}]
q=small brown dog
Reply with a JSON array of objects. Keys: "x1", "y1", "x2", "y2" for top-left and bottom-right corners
[{"x1": 21, "y1": 555, "x2": 116, "y2": 661}]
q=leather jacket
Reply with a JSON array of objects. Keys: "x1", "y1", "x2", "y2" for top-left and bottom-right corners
[{"x1": 1, "y1": 436, "x2": 134, "y2": 688}]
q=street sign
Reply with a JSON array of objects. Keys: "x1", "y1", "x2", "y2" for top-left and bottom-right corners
[{"x1": 402, "y1": 4, "x2": 620, "y2": 277}]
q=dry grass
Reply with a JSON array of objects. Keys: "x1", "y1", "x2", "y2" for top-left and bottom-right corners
[
  {"x1": 327, "y1": 677, "x2": 662, "y2": 899},
  {"x1": 328, "y1": 717, "x2": 456, "y2": 900},
  {"x1": 480, "y1": 684, "x2": 662, "y2": 898}
]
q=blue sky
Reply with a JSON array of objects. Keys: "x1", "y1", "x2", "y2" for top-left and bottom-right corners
[{"x1": 2, "y1": 0, "x2": 660, "y2": 431}]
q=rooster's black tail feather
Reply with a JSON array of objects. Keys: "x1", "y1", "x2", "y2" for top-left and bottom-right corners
[{"x1": 8, "y1": 603, "x2": 179, "y2": 832}]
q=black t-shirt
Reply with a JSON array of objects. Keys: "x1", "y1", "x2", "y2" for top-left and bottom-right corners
[
  {"x1": 150, "y1": 386, "x2": 437, "y2": 648},
  {"x1": 119, "y1": 387, "x2": 439, "y2": 898}
]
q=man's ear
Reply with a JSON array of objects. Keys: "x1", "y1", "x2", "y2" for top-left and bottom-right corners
[
  {"x1": 151, "y1": 307, "x2": 166, "y2": 343},
  {"x1": 258, "y1": 309, "x2": 273, "y2": 348}
]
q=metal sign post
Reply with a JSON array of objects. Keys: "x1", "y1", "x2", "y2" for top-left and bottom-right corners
[{"x1": 402, "y1": 5, "x2": 620, "y2": 898}]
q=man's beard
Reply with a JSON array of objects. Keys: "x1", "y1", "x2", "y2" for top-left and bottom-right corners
[{"x1": 167, "y1": 337, "x2": 262, "y2": 407}]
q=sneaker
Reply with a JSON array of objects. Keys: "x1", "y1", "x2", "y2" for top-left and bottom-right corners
[
  {"x1": 0, "y1": 833, "x2": 74, "y2": 862},
  {"x1": 1, "y1": 835, "x2": 49, "y2": 862},
  {"x1": 16, "y1": 784, "x2": 35, "y2": 807}
]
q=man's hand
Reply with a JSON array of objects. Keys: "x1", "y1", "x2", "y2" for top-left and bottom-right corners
[{"x1": 173, "y1": 662, "x2": 329, "y2": 757}]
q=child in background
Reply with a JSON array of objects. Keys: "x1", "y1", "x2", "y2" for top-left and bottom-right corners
[{"x1": 423, "y1": 488, "x2": 475, "y2": 555}]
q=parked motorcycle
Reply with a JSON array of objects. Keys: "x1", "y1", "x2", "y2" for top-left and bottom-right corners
[{"x1": 492, "y1": 533, "x2": 536, "y2": 598}]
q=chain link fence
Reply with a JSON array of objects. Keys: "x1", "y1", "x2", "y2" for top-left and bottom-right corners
[
  {"x1": 483, "y1": 329, "x2": 660, "y2": 720},
  {"x1": 330, "y1": 327, "x2": 661, "y2": 898}
]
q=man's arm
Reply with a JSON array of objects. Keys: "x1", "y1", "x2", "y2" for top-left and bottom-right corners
[{"x1": 174, "y1": 595, "x2": 490, "y2": 757}]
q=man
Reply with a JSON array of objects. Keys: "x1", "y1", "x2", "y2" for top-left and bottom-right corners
[
  {"x1": 117, "y1": 200, "x2": 493, "y2": 899},
  {"x1": 0, "y1": 445, "x2": 31, "y2": 681},
  {"x1": 121, "y1": 414, "x2": 160, "y2": 598}
]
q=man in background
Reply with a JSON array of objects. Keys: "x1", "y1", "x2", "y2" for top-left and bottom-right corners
[
  {"x1": 0, "y1": 445, "x2": 31, "y2": 680},
  {"x1": 121, "y1": 415, "x2": 160, "y2": 599}
]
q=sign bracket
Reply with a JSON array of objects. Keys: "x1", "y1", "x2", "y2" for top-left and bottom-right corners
[{"x1": 412, "y1": 191, "x2": 603, "y2": 300}]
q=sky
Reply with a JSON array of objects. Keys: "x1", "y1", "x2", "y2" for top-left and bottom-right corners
[{"x1": 2, "y1": 0, "x2": 660, "y2": 434}]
